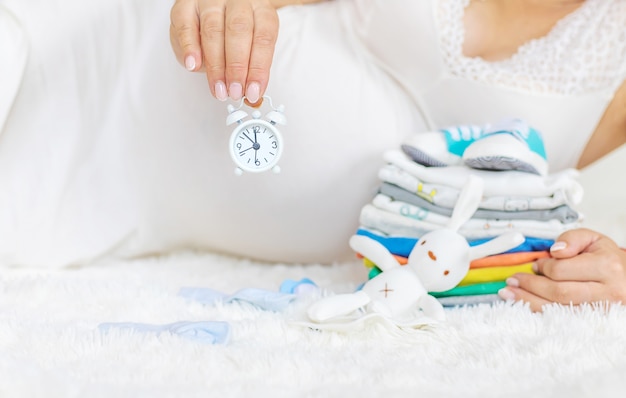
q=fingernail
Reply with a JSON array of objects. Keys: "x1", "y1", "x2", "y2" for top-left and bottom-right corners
[
  {"x1": 246, "y1": 82, "x2": 260, "y2": 104},
  {"x1": 215, "y1": 81, "x2": 227, "y2": 101},
  {"x1": 505, "y1": 277, "x2": 519, "y2": 287},
  {"x1": 498, "y1": 288, "x2": 515, "y2": 301},
  {"x1": 185, "y1": 55, "x2": 196, "y2": 71},
  {"x1": 551, "y1": 241, "x2": 567, "y2": 252},
  {"x1": 229, "y1": 82, "x2": 243, "y2": 100}
]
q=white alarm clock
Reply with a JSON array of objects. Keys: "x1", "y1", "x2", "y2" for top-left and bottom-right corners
[{"x1": 226, "y1": 96, "x2": 287, "y2": 175}]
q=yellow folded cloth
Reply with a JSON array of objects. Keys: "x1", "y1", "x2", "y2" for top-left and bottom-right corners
[{"x1": 458, "y1": 262, "x2": 534, "y2": 286}]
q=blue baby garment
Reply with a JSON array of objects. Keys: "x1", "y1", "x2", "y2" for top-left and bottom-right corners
[
  {"x1": 178, "y1": 287, "x2": 296, "y2": 312},
  {"x1": 98, "y1": 320, "x2": 230, "y2": 344}
]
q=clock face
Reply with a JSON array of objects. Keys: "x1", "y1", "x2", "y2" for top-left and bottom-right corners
[{"x1": 229, "y1": 119, "x2": 283, "y2": 173}]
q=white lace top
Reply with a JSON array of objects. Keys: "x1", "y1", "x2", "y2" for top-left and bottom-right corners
[
  {"x1": 347, "y1": 0, "x2": 626, "y2": 170},
  {"x1": 437, "y1": 0, "x2": 626, "y2": 95}
]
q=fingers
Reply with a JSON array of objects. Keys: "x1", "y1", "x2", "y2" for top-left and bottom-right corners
[
  {"x1": 171, "y1": 0, "x2": 279, "y2": 102},
  {"x1": 498, "y1": 282, "x2": 552, "y2": 312},
  {"x1": 222, "y1": 0, "x2": 254, "y2": 101},
  {"x1": 499, "y1": 274, "x2": 605, "y2": 312},
  {"x1": 533, "y1": 253, "x2": 605, "y2": 283},
  {"x1": 199, "y1": 0, "x2": 229, "y2": 100},
  {"x1": 497, "y1": 229, "x2": 626, "y2": 312},
  {"x1": 245, "y1": 3, "x2": 279, "y2": 103},
  {"x1": 222, "y1": 0, "x2": 278, "y2": 103},
  {"x1": 170, "y1": 0, "x2": 203, "y2": 72},
  {"x1": 548, "y1": 228, "x2": 604, "y2": 259}
]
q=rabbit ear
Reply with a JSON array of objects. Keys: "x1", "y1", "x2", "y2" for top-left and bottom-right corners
[
  {"x1": 349, "y1": 235, "x2": 400, "y2": 272},
  {"x1": 468, "y1": 232, "x2": 525, "y2": 261},
  {"x1": 447, "y1": 175, "x2": 484, "y2": 231}
]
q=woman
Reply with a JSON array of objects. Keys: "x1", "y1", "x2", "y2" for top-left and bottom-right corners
[{"x1": 170, "y1": 0, "x2": 626, "y2": 311}]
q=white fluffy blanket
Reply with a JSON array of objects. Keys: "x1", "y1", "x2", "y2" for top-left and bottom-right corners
[{"x1": 2, "y1": 251, "x2": 626, "y2": 398}]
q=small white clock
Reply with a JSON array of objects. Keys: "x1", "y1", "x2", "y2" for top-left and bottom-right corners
[{"x1": 226, "y1": 96, "x2": 287, "y2": 175}]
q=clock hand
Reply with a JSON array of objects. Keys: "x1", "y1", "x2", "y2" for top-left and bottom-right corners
[
  {"x1": 239, "y1": 146, "x2": 254, "y2": 156},
  {"x1": 242, "y1": 131, "x2": 255, "y2": 144}
]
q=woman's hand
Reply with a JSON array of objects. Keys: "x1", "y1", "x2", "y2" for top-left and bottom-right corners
[
  {"x1": 498, "y1": 228, "x2": 626, "y2": 311},
  {"x1": 170, "y1": 0, "x2": 280, "y2": 103}
]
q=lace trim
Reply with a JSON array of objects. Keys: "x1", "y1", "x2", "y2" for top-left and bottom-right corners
[{"x1": 437, "y1": 0, "x2": 626, "y2": 95}]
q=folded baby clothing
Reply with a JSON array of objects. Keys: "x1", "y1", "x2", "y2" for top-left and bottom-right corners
[
  {"x1": 457, "y1": 263, "x2": 535, "y2": 286},
  {"x1": 378, "y1": 181, "x2": 580, "y2": 223},
  {"x1": 357, "y1": 248, "x2": 550, "y2": 269},
  {"x1": 379, "y1": 164, "x2": 577, "y2": 212},
  {"x1": 353, "y1": 121, "x2": 584, "y2": 306},
  {"x1": 469, "y1": 250, "x2": 550, "y2": 269},
  {"x1": 429, "y1": 282, "x2": 507, "y2": 299},
  {"x1": 436, "y1": 294, "x2": 502, "y2": 307},
  {"x1": 355, "y1": 228, "x2": 555, "y2": 257},
  {"x1": 360, "y1": 203, "x2": 577, "y2": 240},
  {"x1": 384, "y1": 149, "x2": 582, "y2": 200}
]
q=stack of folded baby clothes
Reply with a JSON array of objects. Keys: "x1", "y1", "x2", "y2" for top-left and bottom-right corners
[{"x1": 354, "y1": 119, "x2": 585, "y2": 306}]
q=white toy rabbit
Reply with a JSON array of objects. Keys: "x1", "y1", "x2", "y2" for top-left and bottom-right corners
[{"x1": 307, "y1": 175, "x2": 525, "y2": 323}]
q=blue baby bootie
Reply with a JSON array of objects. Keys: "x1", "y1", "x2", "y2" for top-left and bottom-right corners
[
  {"x1": 462, "y1": 119, "x2": 548, "y2": 176},
  {"x1": 401, "y1": 124, "x2": 484, "y2": 167}
]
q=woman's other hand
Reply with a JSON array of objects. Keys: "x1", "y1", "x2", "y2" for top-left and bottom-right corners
[
  {"x1": 170, "y1": 0, "x2": 280, "y2": 103},
  {"x1": 498, "y1": 228, "x2": 626, "y2": 311}
]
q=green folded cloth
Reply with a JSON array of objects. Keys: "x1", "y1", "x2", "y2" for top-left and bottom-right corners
[{"x1": 430, "y1": 281, "x2": 506, "y2": 298}]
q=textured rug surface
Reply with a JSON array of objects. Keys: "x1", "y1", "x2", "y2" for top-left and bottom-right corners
[{"x1": 1, "y1": 251, "x2": 626, "y2": 398}]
